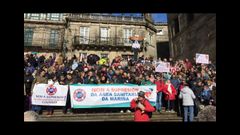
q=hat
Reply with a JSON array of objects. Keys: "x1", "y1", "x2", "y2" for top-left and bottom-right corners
[{"x1": 138, "y1": 91, "x2": 145, "y2": 98}]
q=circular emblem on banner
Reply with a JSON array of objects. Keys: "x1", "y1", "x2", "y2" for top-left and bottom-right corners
[
  {"x1": 73, "y1": 89, "x2": 86, "y2": 102},
  {"x1": 46, "y1": 85, "x2": 57, "y2": 95}
]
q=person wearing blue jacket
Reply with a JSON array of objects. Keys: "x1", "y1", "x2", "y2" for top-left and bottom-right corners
[{"x1": 201, "y1": 85, "x2": 211, "y2": 106}]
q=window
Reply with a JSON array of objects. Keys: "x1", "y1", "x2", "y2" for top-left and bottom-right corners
[
  {"x1": 40, "y1": 13, "x2": 46, "y2": 20},
  {"x1": 30, "y1": 13, "x2": 40, "y2": 20},
  {"x1": 47, "y1": 13, "x2": 62, "y2": 21},
  {"x1": 24, "y1": 13, "x2": 31, "y2": 19},
  {"x1": 24, "y1": 28, "x2": 34, "y2": 46},
  {"x1": 49, "y1": 30, "x2": 59, "y2": 47},
  {"x1": 101, "y1": 53, "x2": 109, "y2": 59},
  {"x1": 100, "y1": 28, "x2": 109, "y2": 41},
  {"x1": 80, "y1": 27, "x2": 89, "y2": 44},
  {"x1": 174, "y1": 17, "x2": 180, "y2": 34},
  {"x1": 124, "y1": 29, "x2": 133, "y2": 44},
  {"x1": 157, "y1": 29, "x2": 163, "y2": 35},
  {"x1": 24, "y1": 28, "x2": 33, "y2": 46}
]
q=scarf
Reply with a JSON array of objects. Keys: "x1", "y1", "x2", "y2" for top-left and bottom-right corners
[{"x1": 167, "y1": 83, "x2": 172, "y2": 94}]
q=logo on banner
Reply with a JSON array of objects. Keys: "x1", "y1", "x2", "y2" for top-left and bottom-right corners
[
  {"x1": 73, "y1": 89, "x2": 86, "y2": 102},
  {"x1": 142, "y1": 88, "x2": 154, "y2": 99},
  {"x1": 46, "y1": 85, "x2": 57, "y2": 95}
]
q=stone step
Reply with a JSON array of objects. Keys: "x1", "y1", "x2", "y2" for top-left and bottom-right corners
[
  {"x1": 38, "y1": 109, "x2": 185, "y2": 122},
  {"x1": 38, "y1": 119, "x2": 183, "y2": 122},
  {"x1": 38, "y1": 115, "x2": 183, "y2": 122},
  {"x1": 41, "y1": 110, "x2": 178, "y2": 116},
  {"x1": 38, "y1": 117, "x2": 183, "y2": 121}
]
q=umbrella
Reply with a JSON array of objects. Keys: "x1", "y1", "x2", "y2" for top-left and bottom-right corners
[{"x1": 87, "y1": 54, "x2": 100, "y2": 65}]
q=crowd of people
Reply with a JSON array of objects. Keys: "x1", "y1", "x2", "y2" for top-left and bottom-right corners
[{"x1": 24, "y1": 52, "x2": 216, "y2": 121}]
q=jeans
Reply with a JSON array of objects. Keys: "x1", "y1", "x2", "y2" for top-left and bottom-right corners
[
  {"x1": 32, "y1": 105, "x2": 41, "y2": 114},
  {"x1": 156, "y1": 92, "x2": 163, "y2": 111},
  {"x1": 167, "y1": 100, "x2": 175, "y2": 111},
  {"x1": 183, "y1": 106, "x2": 194, "y2": 122},
  {"x1": 47, "y1": 106, "x2": 54, "y2": 112}
]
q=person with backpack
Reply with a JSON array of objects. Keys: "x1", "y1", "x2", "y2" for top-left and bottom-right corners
[{"x1": 130, "y1": 91, "x2": 155, "y2": 122}]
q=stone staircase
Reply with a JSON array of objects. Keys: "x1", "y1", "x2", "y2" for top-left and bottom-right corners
[{"x1": 38, "y1": 109, "x2": 184, "y2": 122}]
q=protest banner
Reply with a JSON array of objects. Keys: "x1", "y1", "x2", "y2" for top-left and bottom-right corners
[
  {"x1": 70, "y1": 84, "x2": 156, "y2": 108},
  {"x1": 155, "y1": 62, "x2": 170, "y2": 72},
  {"x1": 196, "y1": 53, "x2": 209, "y2": 64},
  {"x1": 31, "y1": 84, "x2": 68, "y2": 106}
]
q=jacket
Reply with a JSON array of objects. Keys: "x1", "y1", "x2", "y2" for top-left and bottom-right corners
[
  {"x1": 201, "y1": 89, "x2": 211, "y2": 100},
  {"x1": 155, "y1": 80, "x2": 165, "y2": 93},
  {"x1": 179, "y1": 86, "x2": 196, "y2": 106},
  {"x1": 170, "y1": 78, "x2": 180, "y2": 91},
  {"x1": 163, "y1": 83, "x2": 177, "y2": 100},
  {"x1": 130, "y1": 99, "x2": 155, "y2": 122},
  {"x1": 31, "y1": 76, "x2": 48, "y2": 92}
]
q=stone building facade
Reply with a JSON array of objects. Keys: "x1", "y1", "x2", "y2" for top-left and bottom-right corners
[
  {"x1": 155, "y1": 22, "x2": 169, "y2": 59},
  {"x1": 24, "y1": 13, "x2": 157, "y2": 61},
  {"x1": 167, "y1": 14, "x2": 216, "y2": 63}
]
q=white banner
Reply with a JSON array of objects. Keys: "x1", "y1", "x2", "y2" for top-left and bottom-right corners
[
  {"x1": 155, "y1": 62, "x2": 170, "y2": 72},
  {"x1": 70, "y1": 84, "x2": 156, "y2": 108},
  {"x1": 32, "y1": 84, "x2": 68, "y2": 106},
  {"x1": 196, "y1": 53, "x2": 209, "y2": 64}
]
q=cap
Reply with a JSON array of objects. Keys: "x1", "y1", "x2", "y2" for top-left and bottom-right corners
[{"x1": 138, "y1": 91, "x2": 145, "y2": 98}]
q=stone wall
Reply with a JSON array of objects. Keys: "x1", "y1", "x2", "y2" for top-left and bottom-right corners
[{"x1": 168, "y1": 14, "x2": 216, "y2": 63}]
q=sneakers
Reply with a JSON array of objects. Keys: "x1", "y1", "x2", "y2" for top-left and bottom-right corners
[
  {"x1": 170, "y1": 110, "x2": 175, "y2": 113},
  {"x1": 126, "y1": 110, "x2": 131, "y2": 113},
  {"x1": 120, "y1": 110, "x2": 124, "y2": 113}
]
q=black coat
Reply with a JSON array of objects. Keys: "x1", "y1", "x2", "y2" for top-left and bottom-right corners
[
  {"x1": 24, "y1": 74, "x2": 34, "y2": 95},
  {"x1": 86, "y1": 76, "x2": 98, "y2": 84}
]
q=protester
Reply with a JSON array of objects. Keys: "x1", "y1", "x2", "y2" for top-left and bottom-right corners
[
  {"x1": 31, "y1": 70, "x2": 48, "y2": 115},
  {"x1": 24, "y1": 52, "x2": 216, "y2": 119},
  {"x1": 163, "y1": 79, "x2": 177, "y2": 112},
  {"x1": 201, "y1": 85, "x2": 212, "y2": 106},
  {"x1": 155, "y1": 75, "x2": 165, "y2": 112},
  {"x1": 179, "y1": 82, "x2": 196, "y2": 122},
  {"x1": 24, "y1": 71, "x2": 34, "y2": 111},
  {"x1": 130, "y1": 91, "x2": 155, "y2": 122}
]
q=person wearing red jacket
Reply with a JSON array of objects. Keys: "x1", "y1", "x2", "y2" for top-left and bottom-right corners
[
  {"x1": 155, "y1": 75, "x2": 165, "y2": 112},
  {"x1": 130, "y1": 91, "x2": 156, "y2": 122},
  {"x1": 184, "y1": 58, "x2": 193, "y2": 70},
  {"x1": 163, "y1": 79, "x2": 177, "y2": 113}
]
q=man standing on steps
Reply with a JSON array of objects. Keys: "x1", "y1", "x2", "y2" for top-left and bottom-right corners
[
  {"x1": 130, "y1": 91, "x2": 155, "y2": 122},
  {"x1": 179, "y1": 82, "x2": 196, "y2": 122}
]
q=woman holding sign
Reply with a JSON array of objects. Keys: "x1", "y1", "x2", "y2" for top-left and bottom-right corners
[{"x1": 31, "y1": 70, "x2": 48, "y2": 115}]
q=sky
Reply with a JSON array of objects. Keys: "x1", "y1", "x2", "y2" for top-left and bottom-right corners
[
  {"x1": 111, "y1": 13, "x2": 167, "y2": 23},
  {"x1": 152, "y1": 13, "x2": 167, "y2": 23}
]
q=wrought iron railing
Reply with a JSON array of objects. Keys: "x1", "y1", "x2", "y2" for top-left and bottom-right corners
[
  {"x1": 69, "y1": 14, "x2": 145, "y2": 22},
  {"x1": 73, "y1": 36, "x2": 142, "y2": 46}
]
